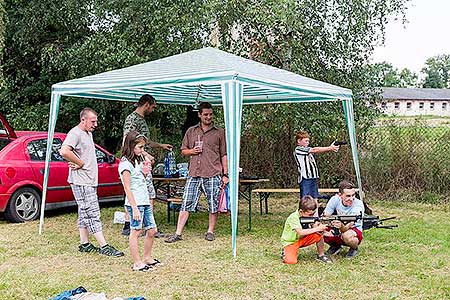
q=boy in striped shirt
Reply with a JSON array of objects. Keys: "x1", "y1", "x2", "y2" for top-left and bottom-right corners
[{"x1": 294, "y1": 131, "x2": 340, "y2": 198}]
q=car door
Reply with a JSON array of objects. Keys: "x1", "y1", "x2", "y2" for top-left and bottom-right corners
[
  {"x1": 95, "y1": 146, "x2": 123, "y2": 199},
  {"x1": 26, "y1": 137, "x2": 73, "y2": 203}
]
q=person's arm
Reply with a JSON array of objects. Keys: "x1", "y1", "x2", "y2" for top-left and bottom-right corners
[
  {"x1": 147, "y1": 140, "x2": 173, "y2": 151},
  {"x1": 295, "y1": 222, "x2": 327, "y2": 238},
  {"x1": 310, "y1": 142, "x2": 339, "y2": 154},
  {"x1": 121, "y1": 170, "x2": 140, "y2": 221},
  {"x1": 221, "y1": 155, "x2": 228, "y2": 184},
  {"x1": 180, "y1": 129, "x2": 201, "y2": 156},
  {"x1": 60, "y1": 145, "x2": 84, "y2": 170}
]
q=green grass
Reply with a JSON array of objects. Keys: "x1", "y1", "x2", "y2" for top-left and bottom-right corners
[{"x1": 0, "y1": 198, "x2": 449, "y2": 299}]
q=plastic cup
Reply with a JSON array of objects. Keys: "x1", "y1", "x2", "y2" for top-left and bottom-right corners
[{"x1": 194, "y1": 140, "x2": 203, "y2": 152}]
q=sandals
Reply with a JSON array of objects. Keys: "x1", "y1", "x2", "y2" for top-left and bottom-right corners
[
  {"x1": 146, "y1": 259, "x2": 162, "y2": 267},
  {"x1": 133, "y1": 265, "x2": 153, "y2": 272}
]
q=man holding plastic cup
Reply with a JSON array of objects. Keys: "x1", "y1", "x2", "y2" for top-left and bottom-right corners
[{"x1": 165, "y1": 102, "x2": 228, "y2": 243}]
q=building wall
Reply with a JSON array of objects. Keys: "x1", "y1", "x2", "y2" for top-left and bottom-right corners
[{"x1": 378, "y1": 99, "x2": 450, "y2": 116}]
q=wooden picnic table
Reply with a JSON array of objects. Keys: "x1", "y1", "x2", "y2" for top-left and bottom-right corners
[{"x1": 152, "y1": 177, "x2": 269, "y2": 230}]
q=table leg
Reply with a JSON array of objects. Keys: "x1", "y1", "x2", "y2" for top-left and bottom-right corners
[{"x1": 248, "y1": 187, "x2": 252, "y2": 231}]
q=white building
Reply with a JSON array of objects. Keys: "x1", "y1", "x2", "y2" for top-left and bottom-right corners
[{"x1": 379, "y1": 88, "x2": 450, "y2": 116}]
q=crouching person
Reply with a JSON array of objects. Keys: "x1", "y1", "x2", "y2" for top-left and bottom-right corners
[
  {"x1": 323, "y1": 180, "x2": 364, "y2": 259},
  {"x1": 281, "y1": 195, "x2": 332, "y2": 264}
]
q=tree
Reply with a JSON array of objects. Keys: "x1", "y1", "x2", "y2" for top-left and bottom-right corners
[
  {"x1": 422, "y1": 54, "x2": 450, "y2": 88},
  {"x1": 2, "y1": 0, "x2": 411, "y2": 186},
  {"x1": 0, "y1": 1, "x2": 5, "y2": 89},
  {"x1": 364, "y1": 62, "x2": 418, "y2": 87}
]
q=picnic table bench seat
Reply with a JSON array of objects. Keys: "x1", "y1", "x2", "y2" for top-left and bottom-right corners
[{"x1": 251, "y1": 188, "x2": 343, "y2": 214}]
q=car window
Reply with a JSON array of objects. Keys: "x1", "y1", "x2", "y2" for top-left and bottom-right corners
[
  {"x1": 96, "y1": 148, "x2": 109, "y2": 163},
  {"x1": 27, "y1": 138, "x2": 64, "y2": 162}
]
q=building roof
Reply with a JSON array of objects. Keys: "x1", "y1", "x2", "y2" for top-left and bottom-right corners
[{"x1": 382, "y1": 87, "x2": 450, "y2": 101}]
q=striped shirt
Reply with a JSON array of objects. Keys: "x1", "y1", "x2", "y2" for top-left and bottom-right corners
[{"x1": 293, "y1": 146, "x2": 319, "y2": 183}]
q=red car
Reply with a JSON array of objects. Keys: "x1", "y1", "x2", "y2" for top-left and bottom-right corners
[{"x1": 0, "y1": 114, "x2": 124, "y2": 222}]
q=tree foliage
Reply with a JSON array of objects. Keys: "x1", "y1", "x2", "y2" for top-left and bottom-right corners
[
  {"x1": 422, "y1": 54, "x2": 450, "y2": 88},
  {"x1": 364, "y1": 62, "x2": 418, "y2": 88},
  {"x1": 2, "y1": 0, "x2": 411, "y2": 186}
]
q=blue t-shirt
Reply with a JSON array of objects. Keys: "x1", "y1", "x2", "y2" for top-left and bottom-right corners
[
  {"x1": 118, "y1": 157, "x2": 149, "y2": 206},
  {"x1": 324, "y1": 195, "x2": 365, "y2": 230}
]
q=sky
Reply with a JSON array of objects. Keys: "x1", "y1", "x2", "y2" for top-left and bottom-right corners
[{"x1": 372, "y1": 0, "x2": 450, "y2": 74}]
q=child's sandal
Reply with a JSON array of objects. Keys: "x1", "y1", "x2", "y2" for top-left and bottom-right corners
[
  {"x1": 133, "y1": 265, "x2": 153, "y2": 272},
  {"x1": 146, "y1": 259, "x2": 162, "y2": 267}
]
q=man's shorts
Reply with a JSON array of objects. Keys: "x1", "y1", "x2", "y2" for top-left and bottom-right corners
[
  {"x1": 146, "y1": 173, "x2": 156, "y2": 199},
  {"x1": 180, "y1": 176, "x2": 222, "y2": 213},
  {"x1": 70, "y1": 184, "x2": 102, "y2": 234},
  {"x1": 324, "y1": 227, "x2": 363, "y2": 246},
  {"x1": 282, "y1": 233, "x2": 323, "y2": 264},
  {"x1": 125, "y1": 205, "x2": 157, "y2": 230}
]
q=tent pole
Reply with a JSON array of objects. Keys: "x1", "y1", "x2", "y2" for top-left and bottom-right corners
[
  {"x1": 221, "y1": 80, "x2": 243, "y2": 258},
  {"x1": 39, "y1": 92, "x2": 61, "y2": 235},
  {"x1": 342, "y1": 98, "x2": 364, "y2": 202}
]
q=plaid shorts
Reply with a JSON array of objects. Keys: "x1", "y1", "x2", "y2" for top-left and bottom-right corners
[
  {"x1": 181, "y1": 176, "x2": 222, "y2": 213},
  {"x1": 70, "y1": 184, "x2": 102, "y2": 234},
  {"x1": 146, "y1": 173, "x2": 156, "y2": 199}
]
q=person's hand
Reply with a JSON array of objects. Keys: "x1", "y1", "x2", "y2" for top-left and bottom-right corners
[
  {"x1": 68, "y1": 161, "x2": 83, "y2": 170},
  {"x1": 331, "y1": 220, "x2": 343, "y2": 228},
  {"x1": 142, "y1": 161, "x2": 151, "y2": 176},
  {"x1": 344, "y1": 221, "x2": 355, "y2": 230},
  {"x1": 222, "y1": 175, "x2": 229, "y2": 185},
  {"x1": 314, "y1": 223, "x2": 328, "y2": 233},
  {"x1": 161, "y1": 144, "x2": 173, "y2": 151},
  {"x1": 329, "y1": 142, "x2": 340, "y2": 152},
  {"x1": 132, "y1": 207, "x2": 141, "y2": 221},
  {"x1": 192, "y1": 146, "x2": 202, "y2": 155}
]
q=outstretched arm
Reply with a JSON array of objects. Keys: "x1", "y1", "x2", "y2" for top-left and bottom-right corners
[{"x1": 310, "y1": 142, "x2": 339, "y2": 154}]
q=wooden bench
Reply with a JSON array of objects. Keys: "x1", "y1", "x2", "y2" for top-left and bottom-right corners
[
  {"x1": 252, "y1": 188, "x2": 344, "y2": 215},
  {"x1": 166, "y1": 198, "x2": 183, "y2": 225}
]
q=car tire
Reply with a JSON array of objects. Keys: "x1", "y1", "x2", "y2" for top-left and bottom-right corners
[{"x1": 5, "y1": 187, "x2": 41, "y2": 222}]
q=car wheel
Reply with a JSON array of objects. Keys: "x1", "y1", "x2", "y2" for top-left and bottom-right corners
[{"x1": 5, "y1": 187, "x2": 41, "y2": 222}]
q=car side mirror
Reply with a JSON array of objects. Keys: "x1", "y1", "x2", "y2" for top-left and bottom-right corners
[{"x1": 107, "y1": 154, "x2": 116, "y2": 164}]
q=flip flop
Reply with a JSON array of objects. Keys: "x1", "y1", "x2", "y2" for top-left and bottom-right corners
[
  {"x1": 146, "y1": 259, "x2": 162, "y2": 267},
  {"x1": 133, "y1": 265, "x2": 153, "y2": 272}
]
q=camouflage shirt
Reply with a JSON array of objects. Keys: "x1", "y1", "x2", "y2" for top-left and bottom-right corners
[{"x1": 123, "y1": 111, "x2": 151, "y2": 153}]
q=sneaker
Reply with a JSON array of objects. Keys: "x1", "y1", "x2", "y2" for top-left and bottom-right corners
[
  {"x1": 99, "y1": 244, "x2": 124, "y2": 257},
  {"x1": 316, "y1": 254, "x2": 333, "y2": 264},
  {"x1": 345, "y1": 248, "x2": 358, "y2": 259},
  {"x1": 155, "y1": 231, "x2": 165, "y2": 238},
  {"x1": 78, "y1": 243, "x2": 99, "y2": 253},
  {"x1": 205, "y1": 232, "x2": 215, "y2": 241},
  {"x1": 121, "y1": 224, "x2": 130, "y2": 236},
  {"x1": 165, "y1": 234, "x2": 182, "y2": 243},
  {"x1": 327, "y1": 245, "x2": 342, "y2": 255}
]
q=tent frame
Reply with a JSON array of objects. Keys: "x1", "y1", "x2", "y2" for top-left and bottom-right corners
[{"x1": 38, "y1": 48, "x2": 363, "y2": 258}]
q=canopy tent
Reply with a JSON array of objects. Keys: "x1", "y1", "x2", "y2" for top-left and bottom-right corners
[{"x1": 39, "y1": 47, "x2": 362, "y2": 257}]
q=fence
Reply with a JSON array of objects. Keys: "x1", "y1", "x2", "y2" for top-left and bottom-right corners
[{"x1": 239, "y1": 118, "x2": 450, "y2": 200}]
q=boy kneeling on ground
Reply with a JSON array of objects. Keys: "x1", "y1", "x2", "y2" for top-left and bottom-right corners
[{"x1": 281, "y1": 195, "x2": 332, "y2": 264}]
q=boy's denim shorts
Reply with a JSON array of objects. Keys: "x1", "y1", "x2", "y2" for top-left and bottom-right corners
[
  {"x1": 125, "y1": 205, "x2": 156, "y2": 230},
  {"x1": 299, "y1": 178, "x2": 319, "y2": 198}
]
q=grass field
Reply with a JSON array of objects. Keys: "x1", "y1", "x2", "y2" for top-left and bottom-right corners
[{"x1": 0, "y1": 197, "x2": 449, "y2": 300}]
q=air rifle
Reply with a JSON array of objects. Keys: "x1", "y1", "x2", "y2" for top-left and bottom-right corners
[{"x1": 300, "y1": 213, "x2": 397, "y2": 233}]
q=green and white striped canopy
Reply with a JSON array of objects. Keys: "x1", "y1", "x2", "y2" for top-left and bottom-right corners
[{"x1": 40, "y1": 47, "x2": 362, "y2": 258}]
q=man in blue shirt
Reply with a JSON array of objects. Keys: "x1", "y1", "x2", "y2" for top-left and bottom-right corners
[{"x1": 323, "y1": 180, "x2": 364, "y2": 258}]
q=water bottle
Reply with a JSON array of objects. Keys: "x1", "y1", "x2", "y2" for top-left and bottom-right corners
[
  {"x1": 168, "y1": 151, "x2": 177, "y2": 176},
  {"x1": 164, "y1": 152, "x2": 171, "y2": 178}
]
